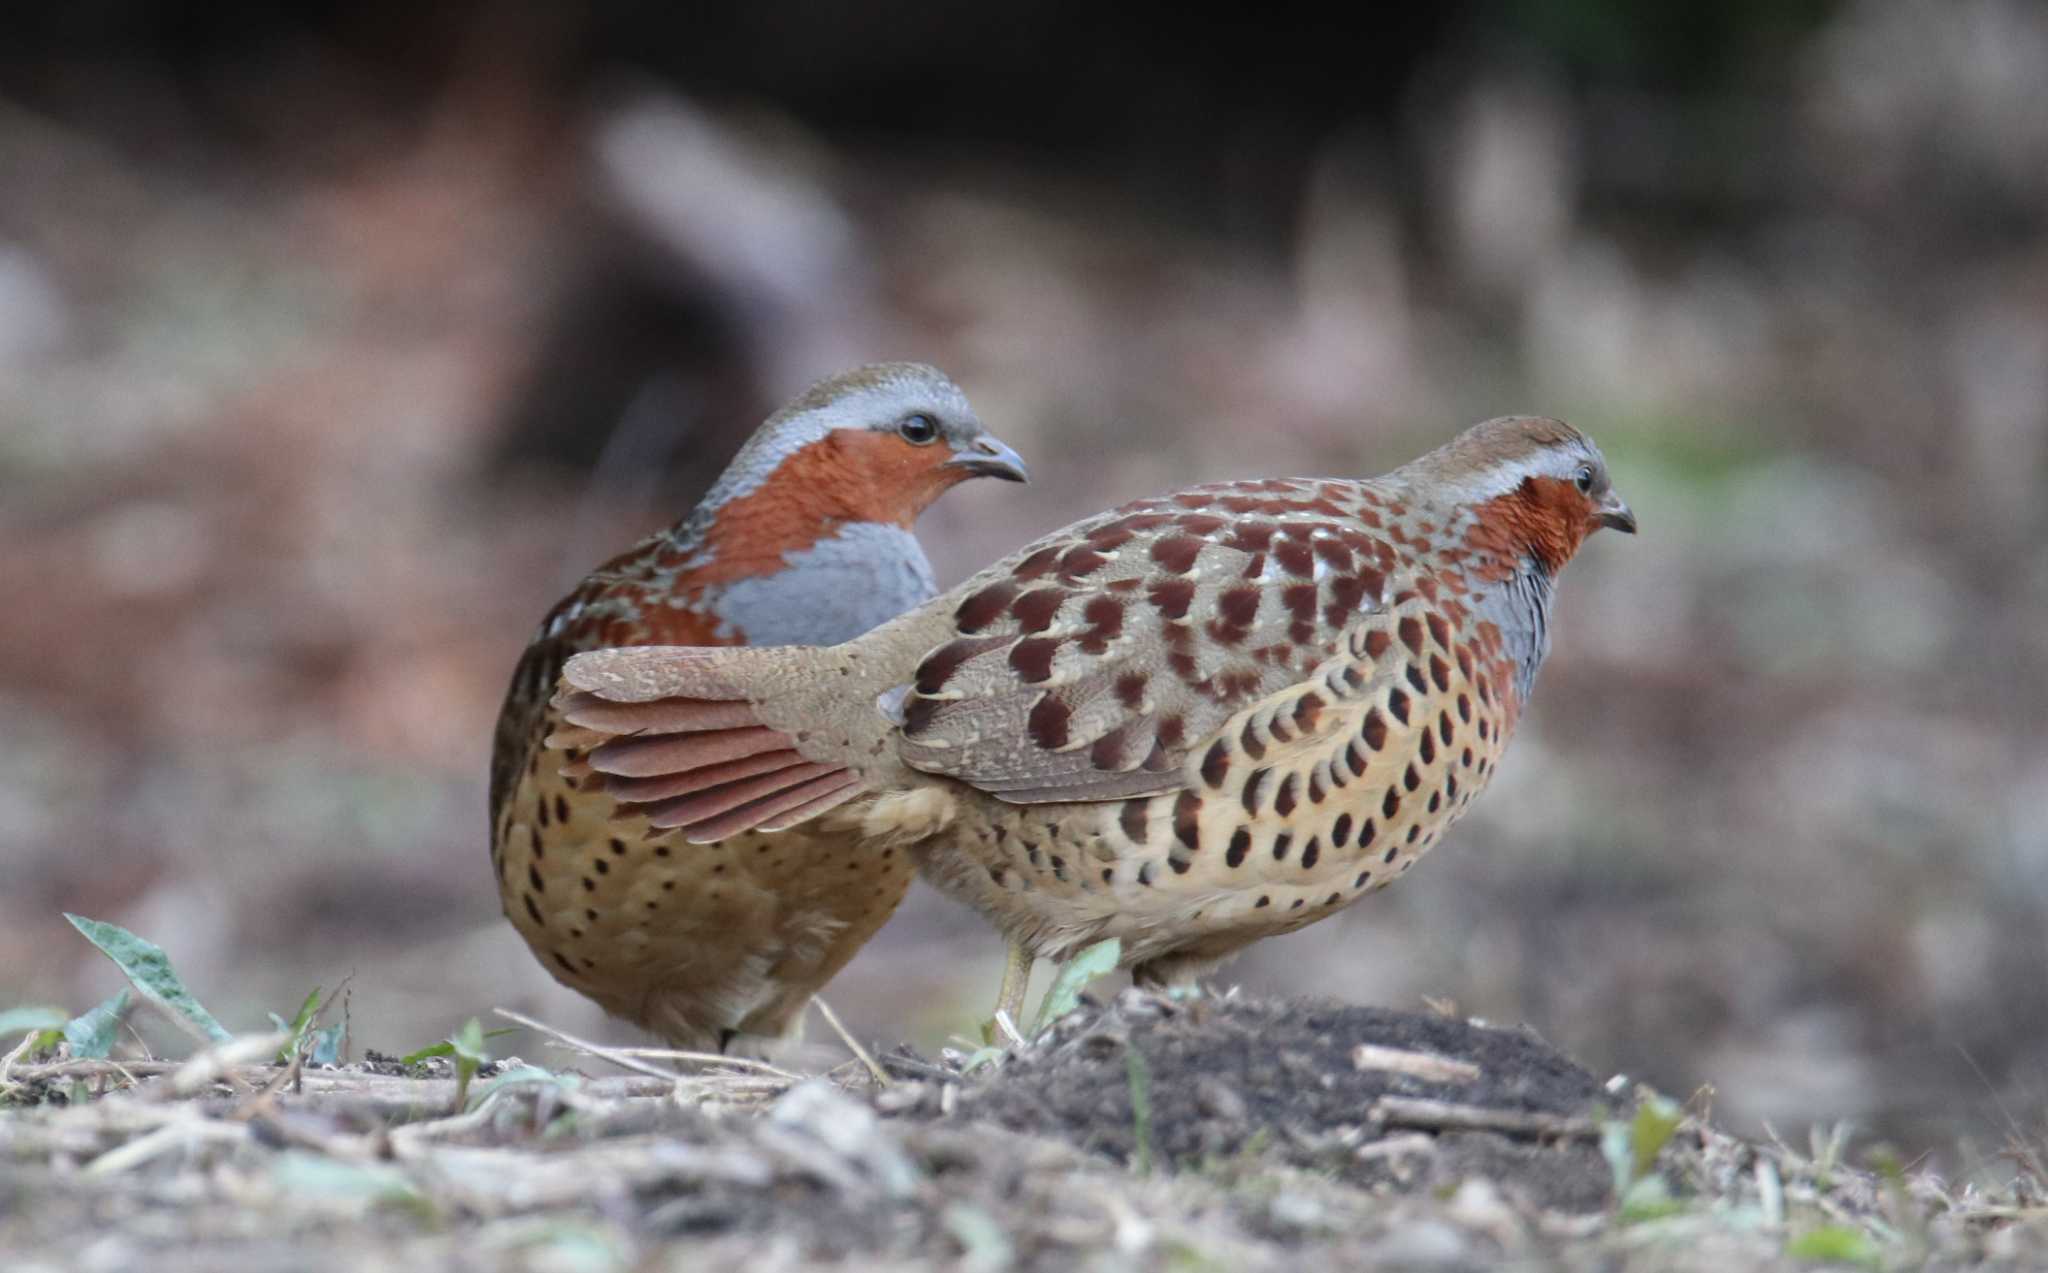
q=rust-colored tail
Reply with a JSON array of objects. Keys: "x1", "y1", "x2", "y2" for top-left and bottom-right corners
[{"x1": 551, "y1": 646, "x2": 866, "y2": 842}]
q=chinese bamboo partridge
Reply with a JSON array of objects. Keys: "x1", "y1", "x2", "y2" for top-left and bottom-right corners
[
  {"x1": 492, "y1": 362, "x2": 1027, "y2": 1053},
  {"x1": 546, "y1": 416, "x2": 1633, "y2": 1025}
]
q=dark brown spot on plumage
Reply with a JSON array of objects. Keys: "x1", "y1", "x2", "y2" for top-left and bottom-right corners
[
  {"x1": 527, "y1": 864, "x2": 544, "y2": 892},
  {"x1": 1428, "y1": 791, "x2": 1442, "y2": 813},
  {"x1": 1078, "y1": 595, "x2": 1126, "y2": 653},
  {"x1": 1383, "y1": 788, "x2": 1400, "y2": 818},
  {"x1": 1012, "y1": 545, "x2": 1063, "y2": 581},
  {"x1": 1439, "y1": 712, "x2": 1454, "y2": 746},
  {"x1": 1255, "y1": 894, "x2": 1271, "y2": 908},
  {"x1": 1456, "y1": 693, "x2": 1471, "y2": 723},
  {"x1": 1354, "y1": 870, "x2": 1371, "y2": 888},
  {"x1": 1419, "y1": 729, "x2": 1436, "y2": 765},
  {"x1": 1028, "y1": 694, "x2": 1073, "y2": 750},
  {"x1": 1364, "y1": 630, "x2": 1392, "y2": 660},
  {"x1": 1324, "y1": 574, "x2": 1370, "y2": 627},
  {"x1": 1398, "y1": 617, "x2": 1424, "y2": 657},
  {"x1": 553, "y1": 794, "x2": 569, "y2": 824},
  {"x1": 1142, "y1": 736, "x2": 1175, "y2": 771},
  {"x1": 1218, "y1": 587, "x2": 1260, "y2": 628},
  {"x1": 1226, "y1": 828, "x2": 1251, "y2": 868},
  {"x1": 1091, "y1": 725, "x2": 1132, "y2": 771},
  {"x1": 1176, "y1": 513, "x2": 1227, "y2": 535},
  {"x1": 1478, "y1": 677, "x2": 1493, "y2": 707},
  {"x1": 1462, "y1": 747, "x2": 1474, "y2": 768},
  {"x1": 1239, "y1": 720, "x2": 1266, "y2": 760},
  {"x1": 593, "y1": 858, "x2": 610, "y2": 875},
  {"x1": 1238, "y1": 768, "x2": 1269, "y2": 815},
  {"x1": 1274, "y1": 773, "x2": 1299, "y2": 817},
  {"x1": 524, "y1": 894, "x2": 543, "y2": 923},
  {"x1": 582, "y1": 877, "x2": 596, "y2": 892},
  {"x1": 1332, "y1": 813, "x2": 1353, "y2": 846},
  {"x1": 1291, "y1": 898, "x2": 1305, "y2": 910},
  {"x1": 1102, "y1": 868, "x2": 1114, "y2": 884},
  {"x1": 1200, "y1": 739, "x2": 1231, "y2": 787},
  {"x1": 1058, "y1": 546, "x2": 1110, "y2": 579},
  {"x1": 1408, "y1": 824, "x2": 1421, "y2": 843},
  {"x1": 1011, "y1": 587, "x2": 1067, "y2": 632},
  {"x1": 1387, "y1": 688, "x2": 1411, "y2": 725},
  {"x1": 1138, "y1": 861, "x2": 1157, "y2": 886},
  {"x1": 1429, "y1": 655, "x2": 1452, "y2": 693},
  {"x1": 1271, "y1": 831, "x2": 1292, "y2": 861},
  {"x1": 1148, "y1": 578, "x2": 1196, "y2": 620},
  {"x1": 1169, "y1": 856, "x2": 1192, "y2": 875},
  {"x1": 1273, "y1": 537, "x2": 1316, "y2": 577},
  {"x1": 918, "y1": 635, "x2": 1008, "y2": 693},
  {"x1": 955, "y1": 580, "x2": 1019, "y2": 632},
  {"x1": 1150, "y1": 535, "x2": 1204, "y2": 573},
  {"x1": 1445, "y1": 775, "x2": 1459, "y2": 801},
  {"x1": 1359, "y1": 819, "x2": 1376, "y2": 847},
  {"x1": 1292, "y1": 693, "x2": 1324, "y2": 734},
  {"x1": 1301, "y1": 837, "x2": 1320, "y2": 870},
  {"x1": 1405, "y1": 664, "x2": 1428, "y2": 695},
  {"x1": 1008, "y1": 637, "x2": 1062, "y2": 683},
  {"x1": 1313, "y1": 538, "x2": 1354, "y2": 572},
  {"x1": 1426, "y1": 611, "x2": 1452, "y2": 650},
  {"x1": 1115, "y1": 671, "x2": 1149, "y2": 709},
  {"x1": 1360, "y1": 709, "x2": 1389, "y2": 752},
  {"x1": 1225, "y1": 522, "x2": 1279, "y2": 553},
  {"x1": 553, "y1": 952, "x2": 575, "y2": 974},
  {"x1": 1345, "y1": 741, "x2": 1369, "y2": 777},
  {"x1": 1384, "y1": 846, "x2": 1398, "y2": 864},
  {"x1": 1307, "y1": 769, "x2": 1326, "y2": 804},
  {"x1": 1173, "y1": 790, "x2": 1202, "y2": 852},
  {"x1": 536, "y1": 795, "x2": 551, "y2": 828},
  {"x1": 1404, "y1": 763, "x2": 1421, "y2": 792}
]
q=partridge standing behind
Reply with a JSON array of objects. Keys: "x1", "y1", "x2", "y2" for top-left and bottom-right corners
[
  {"x1": 492, "y1": 363, "x2": 1027, "y2": 1052},
  {"x1": 548, "y1": 416, "x2": 1633, "y2": 1024}
]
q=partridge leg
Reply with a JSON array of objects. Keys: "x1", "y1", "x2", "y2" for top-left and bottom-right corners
[{"x1": 993, "y1": 940, "x2": 1033, "y2": 1031}]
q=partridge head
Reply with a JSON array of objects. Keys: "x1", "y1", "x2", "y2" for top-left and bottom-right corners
[
  {"x1": 491, "y1": 362, "x2": 1025, "y2": 1054},
  {"x1": 547, "y1": 415, "x2": 1631, "y2": 1025}
]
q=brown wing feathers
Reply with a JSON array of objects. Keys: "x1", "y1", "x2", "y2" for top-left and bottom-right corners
[{"x1": 552, "y1": 647, "x2": 864, "y2": 841}]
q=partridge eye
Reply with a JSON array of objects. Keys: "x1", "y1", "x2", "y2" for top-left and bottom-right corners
[
  {"x1": 898, "y1": 413, "x2": 941, "y2": 445},
  {"x1": 1573, "y1": 463, "x2": 1597, "y2": 494}
]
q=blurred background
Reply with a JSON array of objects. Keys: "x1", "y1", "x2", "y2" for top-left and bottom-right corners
[{"x1": 2, "y1": 0, "x2": 2044, "y2": 1165}]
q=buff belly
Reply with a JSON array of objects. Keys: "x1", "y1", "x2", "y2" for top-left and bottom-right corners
[{"x1": 495, "y1": 742, "x2": 914, "y2": 1054}]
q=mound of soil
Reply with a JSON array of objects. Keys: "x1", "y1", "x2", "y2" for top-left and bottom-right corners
[{"x1": 909, "y1": 991, "x2": 1616, "y2": 1212}]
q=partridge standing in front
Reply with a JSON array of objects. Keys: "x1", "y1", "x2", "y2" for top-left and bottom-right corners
[
  {"x1": 548, "y1": 416, "x2": 1631, "y2": 1024},
  {"x1": 492, "y1": 363, "x2": 1027, "y2": 1053}
]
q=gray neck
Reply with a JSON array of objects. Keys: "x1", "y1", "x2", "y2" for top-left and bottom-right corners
[
  {"x1": 1470, "y1": 556, "x2": 1556, "y2": 705},
  {"x1": 710, "y1": 521, "x2": 939, "y2": 647}
]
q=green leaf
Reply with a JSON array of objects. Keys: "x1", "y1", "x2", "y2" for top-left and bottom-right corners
[
  {"x1": 0, "y1": 1006, "x2": 68, "y2": 1038},
  {"x1": 1031, "y1": 937, "x2": 1121, "y2": 1036},
  {"x1": 1786, "y1": 1224, "x2": 1881, "y2": 1267},
  {"x1": 1125, "y1": 1044, "x2": 1155, "y2": 1177},
  {"x1": 1630, "y1": 1095, "x2": 1683, "y2": 1180},
  {"x1": 401, "y1": 1027, "x2": 515, "y2": 1067},
  {"x1": 273, "y1": 986, "x2": 328, "y2": 1064},
  {"x1": 62, "y1": 989, "x2": 134, "y2": 1059},
  {"x1": 467, "y1": 1064, "x2": 567, "y2": 1112},
  {"x1": 448, "y1": 1017, "x2": 489, "y2": 1111},
  {"x1": 64, "y1": 914, "x2": 231, "y2": 1043},
  {"x1": 306, "y1": 1022, "x2": 345, "y2": 1066}
]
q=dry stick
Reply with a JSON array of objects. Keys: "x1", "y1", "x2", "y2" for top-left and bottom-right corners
[
  {"x1": 811, "y1": 997, "x2": 891, "y2": 1089},
  {"x1": 1369, "y1": 1095, "x2": 1599, "y2": 1140},
  {"x1": 494, "y1": 1008, "x2": 803, "y2": 1084}
]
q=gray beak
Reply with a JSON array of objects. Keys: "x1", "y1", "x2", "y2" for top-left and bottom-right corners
[
  {"x1": 947, "y1": 433, "x2": 1030, "y2": 483},
  {"x1": 1597, "y1": 488, "x2": 1637, "y2": 534}
]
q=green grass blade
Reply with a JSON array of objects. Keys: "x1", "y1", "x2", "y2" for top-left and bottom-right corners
[
  {"x1": 1031, "y1": 937, "x2": 1121, "y2": 1037},
  {"x1": 62, "y1": 989, "x2": 134, "y2": 1059},
  {"x1": 64, "y1": 914, "x2": 231, "y2": 1043}
]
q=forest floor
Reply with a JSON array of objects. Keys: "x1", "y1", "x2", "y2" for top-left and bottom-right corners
[{"x1": 2, "y1": 991, "x2": 2041, "y2": 1272}]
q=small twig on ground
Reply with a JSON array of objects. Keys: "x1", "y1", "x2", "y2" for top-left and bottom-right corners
[
  {"x1": 1370, "y1": 1096, "x2": 1599, "y2": 1140},
  {"x1": 493, "y1": 1009, "x2": 688, "y2": 1083},
  {"x1": 812, "y1": 997, "x2": 891, "y2": 1089}
]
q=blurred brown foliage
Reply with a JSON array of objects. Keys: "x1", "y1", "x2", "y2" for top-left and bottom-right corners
[{"x1": 2, "y1": 1, "x2": 2044, "y2": 1164}]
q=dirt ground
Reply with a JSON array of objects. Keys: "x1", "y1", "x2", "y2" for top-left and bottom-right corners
[{"x1": 3, "y1": 992, "x2": 2039, "y2": 1271}]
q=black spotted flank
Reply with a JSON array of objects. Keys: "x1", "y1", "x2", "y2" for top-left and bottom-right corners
[
  {"x1": 1226, "y1": 828, "x2": 1251, "y2": 868},
  {"x1": 1201, "y1": 740, "x2": 1231, "y2": 787},
  {"x1": 1387, "y1": 688, "x2": 1411, "y2": 725}
]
